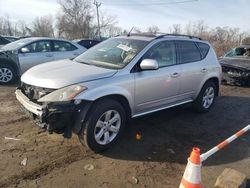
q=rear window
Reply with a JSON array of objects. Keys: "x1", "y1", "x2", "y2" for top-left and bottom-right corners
[
  {"x1": 197, "y1": 42, "x2": 210, "y2": 58},
  {"x1": 176, "y1": 41, "x2": 202, "y2": 64},
  {"x1": 0, "y1": 37, "x2": 10, "y2": 45}
]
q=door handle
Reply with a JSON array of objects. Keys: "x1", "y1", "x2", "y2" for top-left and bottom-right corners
[
  {"x1": 201, "y1": 68, "x2": 207, "y2": 73},
  {"x1": 73, "y1": 52, "x2": 80, "y2": 56},
  {"x1": 171, "y1": 72, "x2": 180, "y2": 78}
]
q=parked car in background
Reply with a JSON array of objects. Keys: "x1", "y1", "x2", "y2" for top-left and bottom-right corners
[
  {"x1": 16, "y1": 34, "x2": 221, "y2": 152},
  {"x1": 0, "y1": 37, "x2": 87, "y2": 84},
  {"x1": 0, "y1": 36, "x2": 10, "y2": 48},
  {"x1": 219, "y1": 45, "x2": 250, "y2": 86},
  {"x1": 73, "y1": 39, "x2": 101, "y2": 49},
  {"x1": 0, "y1": 35, "x2": 19, "y2": 48},
  {"x1": 3, "y1": 36, "x2": 19, "y2": 42}
]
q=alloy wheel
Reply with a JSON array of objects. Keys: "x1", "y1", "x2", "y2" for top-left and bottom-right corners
[
  {"x1": 0, "y1": 68, "x2": 13, "y2": 83},
  {"x1": 202, "y1": 86, "x2": 215, "y2": 109},
  {"x1": 94, "y1": 110, "x2": 121, "y2": 145}
]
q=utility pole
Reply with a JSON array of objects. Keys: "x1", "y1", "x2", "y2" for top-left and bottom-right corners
[{"x1": 93, "y1": 0, "x2": 101, "y2": 40}]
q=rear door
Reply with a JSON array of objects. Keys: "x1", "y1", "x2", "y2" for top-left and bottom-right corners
[
  {"x1": 18, "y1": 40, "x2": 54, "y2": 73},
  {"x1": 134, "y1": 40, "x2": 181, "y2": 114},
  {"x1": 176, "y1": 40, "x2": 209, "y2": 101},
  {"x1": 52, "y1": 40, "x2": 80, "y2": 60}
]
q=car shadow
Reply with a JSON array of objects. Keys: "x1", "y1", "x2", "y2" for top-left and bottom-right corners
[{"x1": 102, "y1": 96, "x2": 250, "y2": 166}]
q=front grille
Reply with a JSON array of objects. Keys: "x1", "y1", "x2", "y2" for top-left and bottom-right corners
[{"x1": 21, "y1": 83, "x2": 55, "y2": 102}]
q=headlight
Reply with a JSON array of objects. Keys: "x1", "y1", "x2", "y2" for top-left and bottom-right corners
[{"x1": 38, "y1": 85, "x2": 87, "y2": 102}]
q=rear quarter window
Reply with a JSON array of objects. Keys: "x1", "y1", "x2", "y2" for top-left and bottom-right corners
[
  {"x1": 53, "y1": 41, "x2": 77, "y2": 52},
  {"x1": 176, "y1": 41, "x2": 202, "y2": 64},
  {"x1": 197, "y1": 42, "x2": 210, "y2": 59}
]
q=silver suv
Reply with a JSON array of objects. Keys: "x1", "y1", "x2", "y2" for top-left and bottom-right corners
[{"x1": 15, "y1": 34, "x2": 221, "y2": 152}]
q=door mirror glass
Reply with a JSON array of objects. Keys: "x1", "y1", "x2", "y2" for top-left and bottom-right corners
[
  {"x1": 140, "y1": 59, "x2": 159, "y2": 70},
  {"x1": 20, "y1": 47, "x2": 30, "y2": 53}
]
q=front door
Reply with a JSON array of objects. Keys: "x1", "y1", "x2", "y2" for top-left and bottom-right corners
[
  {"x1": 18, "y1": 40, "x2": 54, "y2": 74},
  {"x1": 134, "y1": 41, "x2": 181, "y2": 115}
]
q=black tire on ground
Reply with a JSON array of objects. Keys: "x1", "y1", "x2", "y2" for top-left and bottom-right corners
[
  {"x1": 193, "y1": 81, "x2": 217, "y2": 113},
  {"x1": 0, "y1": 64, "x2": 17, "y2": 84},
  {"x1": 78, "y1": 99, "x2": 126, "y2": 152}
]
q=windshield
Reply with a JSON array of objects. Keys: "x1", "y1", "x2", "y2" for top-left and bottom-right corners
[
  {"x1": 224, "y1": 47, "x2": 250, "y2": 58},
  {"x1": 1, "y1": 38, "x2": 34, "y2": 51},
  {"x1": 74, "y1": 38, "x2": 149, "y2": 69}
]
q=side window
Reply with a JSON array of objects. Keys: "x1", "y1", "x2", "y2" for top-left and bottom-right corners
[
  {"x1": 143, "y1": 41, "x2": 176, "y2": 67},
  {"x1": 53, "y1": 41, "x2": 77, "y2": 52},
  {"x1": 197, "y1": 42, "x2": 210, "y2": 59},
  {"x1": 24, "y1": 41, "x2": 51, "y2": 53},
  {"x1": 176, "y1": 41, "x2": 202, "y2": 64}
]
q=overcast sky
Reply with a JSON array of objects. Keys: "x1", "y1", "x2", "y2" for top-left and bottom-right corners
[{"x1": 0, "y1": 0, "x2": 249, "y2": 32}]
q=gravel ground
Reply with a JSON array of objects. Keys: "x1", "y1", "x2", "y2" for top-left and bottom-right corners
[{"x1": 0, "y1": 84, "x2": 249, "y2": 188}]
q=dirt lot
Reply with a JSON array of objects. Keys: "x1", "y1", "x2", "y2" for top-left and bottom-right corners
[{"x1": 0, "y1": 84, "x2": 250, "y2": 188}]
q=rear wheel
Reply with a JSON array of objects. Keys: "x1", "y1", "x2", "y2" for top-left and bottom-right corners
[
  {"x1": 0, "y1": 64, "x2": 16, "y2": 84},
  {"x1": 78, "y1": 99, "x2": 126, "y2": 152},
  {"x1": 193, "y1": 81, "x2": 216, "y2": 113}
]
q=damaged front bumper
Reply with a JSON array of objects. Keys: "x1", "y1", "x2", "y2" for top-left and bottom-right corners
[
  {"x1": 221, "y1": 66, "x2": 250, "y2": 86},
  {"x1": 16, "y1": 89, "x2": 44, "y2": 116},
  {"x1": 15, "y1": 89, "x2": 92, "y2": 138}
]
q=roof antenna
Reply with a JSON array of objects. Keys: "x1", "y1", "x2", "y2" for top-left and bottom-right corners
[{"x1": 127, "y1": 27, "x2": 134, "y2": 37}]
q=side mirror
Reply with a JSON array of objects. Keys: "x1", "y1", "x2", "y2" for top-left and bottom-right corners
[
  {"x1": 140, "y1": 59, "x2": 159, "y2": 71},
  {"x1": 20, "y1": 47, "x2": 29, "y2": 53}
]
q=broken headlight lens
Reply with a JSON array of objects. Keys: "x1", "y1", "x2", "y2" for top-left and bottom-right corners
[{"x1": 38, "y1": 85, "x2": 87, "y2": 102}]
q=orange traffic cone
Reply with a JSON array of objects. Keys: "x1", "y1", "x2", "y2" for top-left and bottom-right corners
[{"x1": 179, "y1": 147, "x2": 202, "y2": 188}]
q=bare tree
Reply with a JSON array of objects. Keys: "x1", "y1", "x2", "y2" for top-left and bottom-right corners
[
  {"x1": 242, "y1": 37, "x2": 250, "y2": 45},
  {"x1": 16, "y1": 21, "x2": 29, "y2": 36},
  {"x1": 30, "y1": 15, "x2": 54, "y2": 37},
  {"x1": 182, "y1": 21, "x2": 248, "y2": 56},
  {"x1": 195, "y1": 20, "x2": 208, "y2": 38},
  {"x1": 91, "y1": 12, "x2": 120, "y2": 38},
  {"x1": 133, "y1": 27, "x2": 142, "y2": 33},
  {"x1": 0, "y1": 16, "x2": 14, "y2": 36},
  {"x1": 56, "y1": 0, "x2": 93, "y2": 39},
  {"x1": 147, "y1": 25, "x2": 160, "y2": 34},
  {"x1": 101, "y1": 25, "x2": 122, "y2": 37},
  {"x1": 169, "y1": 24, "x2": 181, "y2": 34}
]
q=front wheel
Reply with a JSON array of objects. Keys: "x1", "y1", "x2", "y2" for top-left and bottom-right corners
[
  {"x1": 193, "y1": 81, "x2": 217, "y2": 113},
  {"x1": 0, "y1": 64, "x2": 16, "y2": 84},
  {"x1": 78, "y1": 99, "x2": 126, "y2": 152}
]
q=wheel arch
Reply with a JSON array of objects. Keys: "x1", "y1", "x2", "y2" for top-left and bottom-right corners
[
  {"x1": 0, "y1": 58, "x2": 19, "y2": 75},
  {"x1": 75, "y1": 85, "x2": 134, "y2": 117},
  {"x1": 205, "y1": 77, "x2": 219, "y2": 96},
  {"x1": 196, "y1": 75, "x2": 220, "y2": 99},
  {"x1": 92, "y1": 94, "x2": 132, "y2": 121},
  {"x1": 73, "y1": 94, "x2": 132, "y2": 134}
]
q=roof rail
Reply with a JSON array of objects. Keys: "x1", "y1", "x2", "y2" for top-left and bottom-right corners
[
  {"x1": 118, "y1": 32, "x2": 203, "y2": 40},
  {"x1": 127, "y1": 33, "x2": 158, "y2": 38},
  {"x1": 155, "y1": 34, "x2": 203, "y2": 40}
]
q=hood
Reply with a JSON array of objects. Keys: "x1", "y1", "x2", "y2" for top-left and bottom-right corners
[
  {"x1": 0, "y1": 49, "x2": 12, "y2": 55},
  {"x1": 21, "y1": 59, "x2": 117, "y2": 89},
  {"x1": 219, "y1": 57, "x2": 250, "y2": 70}
]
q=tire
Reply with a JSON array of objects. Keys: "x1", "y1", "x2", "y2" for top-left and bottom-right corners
[
  {"x1": 78, "y1": 99, "x2": 126, "y2": 152},
  {"x1": 0, "y1": 64, "x2": 17, "y2": 84},
  {"x1": 193, "y1": 81, "x2": 217, "y2": 113}
]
